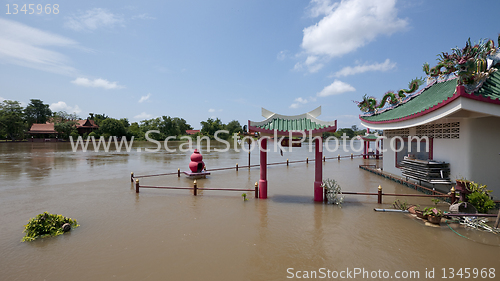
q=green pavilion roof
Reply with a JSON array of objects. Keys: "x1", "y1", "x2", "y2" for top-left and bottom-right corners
[
  {"x1": 256, "y1": 117, "x2": 328, "y2": 131},
  {"x1": 249, "y1": 106, "x2": 336, "y2": 136},
  {"x1": 360, "y1": 71, "x2": 500, "y2": 123},
  {"x1": 358, "y1": 134, "x2": 379, "y2": 141}
]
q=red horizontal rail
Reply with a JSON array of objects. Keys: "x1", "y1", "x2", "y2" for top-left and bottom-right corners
[
  {"x1": 139, "y1": 185, "x2": 254, "y2": 192},
  {"x1": 198, "y1": 188, "x2": 255, "y2": 192},
  {"x1": 342, "y1": 191, "x2": 450, "y2": 198},
  {"x1": 140, "y1": 185, "x2": 193, "y2": 190},
  {"x1": 134, "y1": 172, "x2": 178, "y2": 178},
  {"x1": 133, "y1": 154, "x2": 368, "y2": 178}
]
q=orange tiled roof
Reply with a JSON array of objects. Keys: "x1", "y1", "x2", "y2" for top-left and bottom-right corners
[{"x1": 29, "y1": 123, "x2": 57, "y2": 134}]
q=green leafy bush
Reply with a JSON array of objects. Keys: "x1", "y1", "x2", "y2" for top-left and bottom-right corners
[
  {"x1": 467, "y1": 192, "x2": 495, "y2": 214},
  {"x1": 22, "y1": 212, "x2": 79, "y2": 242},
  {"x1": 464, "y1": 181, "x2": 495, "y2": 214}
]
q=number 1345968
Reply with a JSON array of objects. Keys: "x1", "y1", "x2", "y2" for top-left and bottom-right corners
[{"x1": 6, "y1": 4, "x2": 59, "y2": 15}]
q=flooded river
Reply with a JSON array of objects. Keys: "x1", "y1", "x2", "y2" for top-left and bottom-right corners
[{"x1": 0, "y1": 141, "x2": 499, "y2": 280}]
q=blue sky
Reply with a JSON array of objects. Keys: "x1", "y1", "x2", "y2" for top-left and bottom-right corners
[{"x1": 0, "y1": 0, "x2": 498, "y2": 129}]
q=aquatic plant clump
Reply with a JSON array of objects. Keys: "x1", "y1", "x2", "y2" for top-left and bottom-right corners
[
  {"x1": 322, "y1": 178, "x2": 344, "y2": 206},
  {"x1": 22, "y1": 212, "x2": 79, "y2": 242}
]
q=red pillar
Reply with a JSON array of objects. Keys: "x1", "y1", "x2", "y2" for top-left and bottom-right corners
[
  {"x1": 314, "y1": 138, "x2": 323, "y2": 202},
  {"x1": 376, "y1": 140, "x2": 380, "y2": 159},
  {"x1": 365, "y1": 128, "x2": 370, "y2": 159},
  {"x1": 363, "y1": 140, "x2": 367, "y2": 159},
  {"x1": 259, "y1": 138, "x2": 268, "y2": 199}
]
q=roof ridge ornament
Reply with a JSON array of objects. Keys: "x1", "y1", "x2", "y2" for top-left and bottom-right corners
[
  {"x1": 261, "y1": 108, "x2": 275, "y2": 119},
  {"x1": 307, "y1": 106, "x2": 321, "y2": 118}
]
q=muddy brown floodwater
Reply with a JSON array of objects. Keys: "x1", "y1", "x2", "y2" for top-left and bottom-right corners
[{"x1": 0, "y1": 141, "x2": 499, "y2": 280}]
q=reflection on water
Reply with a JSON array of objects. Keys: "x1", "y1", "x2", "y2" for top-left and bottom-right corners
[{"x1": 0, "y1": 140, "x2": 499, "y2": 280}]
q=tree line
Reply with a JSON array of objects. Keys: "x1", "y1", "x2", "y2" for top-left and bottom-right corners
[
  {"x1": 0, "y1": 99, "x2": 244, "y2": 141},
  {"x1": 1, "y1": 99, "x2": 368, "y2": 141}
]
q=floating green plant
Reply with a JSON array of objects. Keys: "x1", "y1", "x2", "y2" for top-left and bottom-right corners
[{"x1": 22, "y1": 212, "x2": 79, "y2": 242}]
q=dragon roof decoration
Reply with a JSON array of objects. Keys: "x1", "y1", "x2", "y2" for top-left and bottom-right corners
[{"x1": 356, "y1": 34, "x2": 500, "y2": 115}]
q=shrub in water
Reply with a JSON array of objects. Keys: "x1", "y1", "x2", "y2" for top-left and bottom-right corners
[
  {"x1": 22, "y1": 212, "x2": 79, "y2": 242},
  {"x1": 322, "y1": 178, "x2": 344, "y2": 206},
  {"x1": 467, "y1": 192, "x2": 495, "y2": 214},
  {"x1": 466, "y1": 181, "x2": 495, "y2": 214}
]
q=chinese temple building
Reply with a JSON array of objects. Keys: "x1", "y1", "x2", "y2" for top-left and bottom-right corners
[{"x1": 359, "y1": 72, "x2": 500, "y2": 197}]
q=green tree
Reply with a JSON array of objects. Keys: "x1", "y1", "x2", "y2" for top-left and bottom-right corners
[
  {"x1": 226, "y1": 120, "x2": 243, "y2": 136},
  {"x1": 334, "y1": 128, "x2": 355, "y2": 139},
  {"x1": 24, "y1": 99, "x2": 52, "y2": 126},
  {"x1": 128, "y1": 122, "x2": 144, "y2": 140},
  {"x1": 159, "y1": 116, "x2": 180, "y2": 137},
  {"x1": 139, "y1": 117, "x2": 164, "y2": 140},
  {"x1": 53, "y1": 111, "x2": 79, "y2": 121},
  {"x1": 173, "y1": 117, "x2": 193, "y2": 135},
  {"x1": 0, "y1": 100, "x2": 26, "y2": 140},
  {"x1": 54, "y1": 120, "x2": 78, "y2": 140},
  {"x1": 99, "y1": 118, "x2": 127, "y2": 137},
  {"x1": 200, "y1": 118, "x2": 226, "y2": 139},
  {"x1": 91, "y1": 113, "x2": 108, "y2": 127}
]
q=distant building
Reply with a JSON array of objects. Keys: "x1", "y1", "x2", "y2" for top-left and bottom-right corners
[
  {"x1": 76, "y1": 119, "x2": 99, "y2": 135},
  {"x1": 186, "y1": 130, "x2": 200, "y2": 135},
  {"x1": 28, "y1": 123, "x2": 58, "y2": 141},
  {"x1": 28, "y1": 118, "x2": 99, "y2": 141}
]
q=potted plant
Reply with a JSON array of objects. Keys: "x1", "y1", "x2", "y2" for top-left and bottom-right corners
[
  {"x1": 423, "y1": 207, "x2": 443, "y2": 224},
  {"x1": 455, "y1": 177, "x2": 471, "y2": 193},
  {"x1": 414, "y1": 205, "x2": 426, "y2": 219}
]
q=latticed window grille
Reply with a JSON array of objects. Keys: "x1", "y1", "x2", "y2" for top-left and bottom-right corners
[
  {"x1": 383, "y1": 128, "x2": 409, "y2": 138},
  {"x1": 415, "y1": 122, "x2": 459, "y2": 139}
]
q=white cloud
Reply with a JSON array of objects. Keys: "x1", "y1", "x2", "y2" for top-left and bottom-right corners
[
  {"x1": 132, "y1": 13, "x2": 156, "y2": 20},
  {"x1": 289, "y1": 97, "x2": 317, "y2": 109},
  {"x1": 65, "y1": 8, "x2": 124, "y2": 32},
  {"x1": 71, "y1": 77, "x2": 124, "y2": 89},
  {"x1": 0, "y1": 18, "x2": 79, "y2": 76},
  {"x1": 0, "y1": 97, "x2": 4, "y2": 102},
  {"x1": 50, "y1": 101, "x2": 82, "y2": 114},
  {"x1": 333, "y1": 59, "x2": 396, "y2": 77},
  {"x1": 307, "y1": 0, "x2": 338, "y2": 18},
  {"x1": 134, "y1": 112, "x2": 152, "y2": 120},
  {"x1": 299, "y1": 0, "x2": 407, "y2": 72},
  {"x1": 139, "y1": 93, "x2": 151, "y2": 103},
  {"x1": 317, "y1": 80, "x2": 356, "y2": 97},
  {"x1": 277, "y1": 50, "x2": 289, "y2": 60},
  {"x1": 208, "y1": 108, "x2": 216, "y2": 113}
]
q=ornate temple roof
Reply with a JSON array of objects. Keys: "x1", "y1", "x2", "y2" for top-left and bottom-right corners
[
  {"x1": 360, "y1": 71, "x2": 500, "y2": 128},
  {"x1": 249, "y1": 106, "x2": 337, "y2": 136}
]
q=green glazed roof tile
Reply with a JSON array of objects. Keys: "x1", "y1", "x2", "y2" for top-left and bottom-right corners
[
  {"x1": 255, "y1": 117, "x2": 329, "y2": 131},
  {"x1": 361, "y1": 78, "x2": 457, "y2": 122},
  {"x1": 361, "y1": 71, "x2": 500, "y2": 122},
  {"x1": 474, "y1": 70, "x2": 500, "y2": 100}
]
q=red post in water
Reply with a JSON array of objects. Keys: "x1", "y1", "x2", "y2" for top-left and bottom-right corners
[
  {"x1": 314, "y1": 138, "x2": 323, "y2": 202},
  {"x1": 363, "y1": 140, "x2": 367, "y2": 159},
  {"x1": 366, "y1": 128, "x2": 370, "y2": 159},
  {"x1": 259, "y1": 138, "x2": 268, "y2": 199}
]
